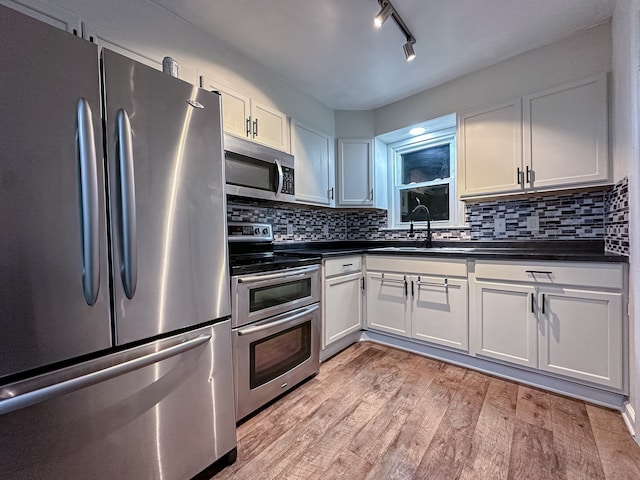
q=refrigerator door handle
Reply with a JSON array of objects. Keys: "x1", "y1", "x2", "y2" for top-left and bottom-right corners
[
  {"x1": 76, "y1": 98, "x2": 100, "y2": 306},
  {"x1": 116, "y1": 109, "x2": 138, "y2": 299},
  {"x1": 0, "y1": 334, "x2": 211, "y2": 416}
]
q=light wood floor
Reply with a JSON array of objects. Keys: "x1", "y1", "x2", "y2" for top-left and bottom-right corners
[{"x1": 211, "y1": 342, "x2": 640, "y2": 480}]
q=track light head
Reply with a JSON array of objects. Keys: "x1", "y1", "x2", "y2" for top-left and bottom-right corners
[
  {"x1": 403, "y1": 41, "x2": 416, "y2": 61},
  {"x1": 374, "y1": 2, "x2": 393, "y2": 28}
]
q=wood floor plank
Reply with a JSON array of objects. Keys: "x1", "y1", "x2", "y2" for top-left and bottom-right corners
[
  {"x1": 277, "y1": 400, "x2": 379, "y2": 479},
  {"x1": 319, "y1": 448, "x2": 373, "y2": 480},
  {"x1": 591, "y1": 426, "x2": 640, "y2": 480},
  {"x1": 516, "y1": 385, "x2": 553, "y2": 430},
  {"x1": 550, "y1": 394, "x2": 605, "y2": 480},
  {"x1": 459, "y1": 377, "x2": 519, "y2": 480},
  {"x1": 413, "y1": 370, "x2": 491, "y2": 480},
  {"x1": 363, "y1": 379, "x2": 459, "y2": 480},
  {"x1": 211, "y1": 342, "x2": 640, "y2": 480},
  {"x1": 585, "y1": 404, "x2": 628, "y2": 434},
  {"x1": 507, "y1": 419, "x2": 565, "y2": 480}
]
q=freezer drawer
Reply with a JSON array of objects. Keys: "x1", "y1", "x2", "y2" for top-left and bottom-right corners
[{"x1": 0, "y1": 321, "x2": 236, "y2": 480}]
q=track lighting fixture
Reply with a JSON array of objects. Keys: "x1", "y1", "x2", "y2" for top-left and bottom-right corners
[
  {"x1": 373, "y1": 0, "x2": 417, "y2": 62},
  {"x1": 373, "y1": 2, "x2": 393, "y2": 28}
]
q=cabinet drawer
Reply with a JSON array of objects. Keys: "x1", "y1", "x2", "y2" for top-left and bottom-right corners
[
  {"x1": 366, "y1": 256, "x2": 467, "y2": 278},
  {"x1": 324, "y1": 255, "x2": 362, "y2": 277},
  {"x1": 474, "y1": 260, "x2": 624, "y2": 289}
]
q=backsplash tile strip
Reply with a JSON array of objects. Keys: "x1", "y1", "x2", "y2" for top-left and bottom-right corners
[
  {"x1": 605, "y1": 177, "x2": 629, "y2": 255},
  {"x1": 228, "y1": 184, "x2": 626, "y2": 254}
]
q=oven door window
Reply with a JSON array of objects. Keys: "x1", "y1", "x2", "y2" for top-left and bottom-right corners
[
  {"x1": 250, "y1": 279, "x2": 312, "y2": 312},
  {"x1": 250, "y1": 321, "x2": 311, "y2": 389}
]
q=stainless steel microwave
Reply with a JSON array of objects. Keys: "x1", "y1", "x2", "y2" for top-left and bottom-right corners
[{"x1": 224, "y1": 134, "x2": 295, "y2": 202}]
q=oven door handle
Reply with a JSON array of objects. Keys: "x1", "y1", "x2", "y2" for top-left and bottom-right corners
[
  {"x1": 236, "y1": 265, "x2": 319, "y2": 284},
  {"x1": 237, "y1": 304, "x2": 319, "y2": 336}
]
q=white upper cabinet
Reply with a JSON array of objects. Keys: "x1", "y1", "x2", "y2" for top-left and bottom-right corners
[
  {"x1": 458, "y1": 99, "x2": 523, "y2": 198},
  {"x1": 336, "y1": 138, "x2": 374, "y2": 207},
  {"x1": 523, "y1": 73, "x2": 609, "y2": 189},
  {"x1": 291, "y1": 120, "x2": 334, "y2": 206},
  {"x1": 1, "y1": 0, "x2": 80, "y2": 34},
  {"x1": 200, "y1": 76, "x2": 289, "y2": 152},
  {"x1": 458, "y1": 73, "x2": 610, "y2": 199}
]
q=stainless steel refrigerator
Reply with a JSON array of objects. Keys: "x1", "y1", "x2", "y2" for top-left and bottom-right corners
[{"x1": 0, "y1": 5, "x2": 236, "y2": 479}]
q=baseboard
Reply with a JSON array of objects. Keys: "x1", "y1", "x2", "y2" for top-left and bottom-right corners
[{"x1": 622, "y1": 402, "x2": 636, "y2": 438}]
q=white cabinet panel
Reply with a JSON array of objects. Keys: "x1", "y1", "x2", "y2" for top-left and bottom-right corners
[
  {"x1": 539, "y1": 288, "x2": 623, "y2": 389},
  {"x1": 473, "y1": 281, "x2": 538, "y2": 368},
  {"x1": 412, "y1": 276, "x2": 468, "y2": 351},
  {"x1": 199, "y1": 76, "x2": 288, "y2": 152},
  {"x1": 337, "y1": 138, "x2": 374, "y2": 207},
  {"x1": 1, "y1": 0, "x2": 80, "y2": 34},
  {"x1": 458, "y1": 100, "x2": 522, "y2": 197},
  {"x1": 251, "y1": 101, "x2": 289, "y2": 152},
  {"x1": 324, "y1": 271, "x2": 363, "y2": 348},
  {"x1": 292, "y1": 120, "x2": 334, "y2": 206},
  {"x1": 366, "y1": 272, "x2": 410, "y2": 336},
  {"x1": 523, "y1": 73, "x2": 609, "y2": 189}
]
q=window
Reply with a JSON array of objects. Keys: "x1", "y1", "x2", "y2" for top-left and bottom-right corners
[{"x1": 388, "y1": 127, "x2": 460, "y2": 229}]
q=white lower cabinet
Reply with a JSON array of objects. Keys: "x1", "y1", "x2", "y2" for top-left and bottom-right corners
[
  {"x1": 366, "y1": 272, "x2": 410, "y2": 336},
  {"x1": 323, "y1": 257, "x2": 363, "y2": 349},
  {"x1": 470, "y1": 260, "x2": 625, "y2": 390},
  {"x1": 365, "y1": 257, "x2": 469, "y2": 351},
  {"x1": 472, "y1": 281, "x2": 538, "y2": 368}
]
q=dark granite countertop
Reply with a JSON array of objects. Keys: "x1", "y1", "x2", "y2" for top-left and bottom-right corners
[{"x1": 274, "y1": 240, "x2": 628, "y2": 263}]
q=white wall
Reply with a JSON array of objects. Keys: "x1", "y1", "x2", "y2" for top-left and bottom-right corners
[
  {"x1": 335, "y1": 110, "x2": 375, "y2": 138},
  {"x1": 16, "y1": 0, "x2": 335, "y2": 136},
  {"x1": 613, "y1": 0, "x2": 640, "y2": 440},
  {"x1": 374, "y1": 22, "x2": 612, "y2": 138}
]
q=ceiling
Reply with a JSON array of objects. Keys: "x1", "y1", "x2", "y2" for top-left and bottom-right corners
[{"x1": 150, "y1": 0, "x2": 615, "y2": 110}]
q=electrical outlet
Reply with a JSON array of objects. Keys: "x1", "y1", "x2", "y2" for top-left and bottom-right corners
[
  {"x1": 494, "y1": 218, "x2": 506, "y2": 234},
  {"x1": 287, "y1": 224, "x2": 294, "y2": 236},
  {"x1": 527, "y1": 214, "x2": 540, "y2": 234},
  {"x1": 323, "y1": 224, "x2": 329, "y2": 237}
]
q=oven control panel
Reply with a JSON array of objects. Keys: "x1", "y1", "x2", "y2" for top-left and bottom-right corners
[{"x1": 228, "y1": 222, "x2": 273, "y2": 242}]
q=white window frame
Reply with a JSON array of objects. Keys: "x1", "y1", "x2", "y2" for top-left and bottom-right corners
[{"x1": 387, "y1": 127, "x2": 462, "y2": 229}]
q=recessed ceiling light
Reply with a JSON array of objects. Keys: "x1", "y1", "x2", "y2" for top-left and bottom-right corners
[{"x1": 409, "y1": 127, "x2": 426, "y2": 136}]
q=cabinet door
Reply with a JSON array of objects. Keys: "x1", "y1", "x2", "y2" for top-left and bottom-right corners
[
  {"x1": 472, "y1": 281, "x2": 537, "y2": 368},
  {"x1": 83, "y1": 22, "x2": 161, "y2": 70},
  {"x1": 523, "y1": 73, "x2": 609, "y2": 189},
  {"x1": 0, "y1": 0, "x2": 81, "y2": 34},
  {"x1": 337, "y1": 138, "x2": 374, "y2": 207},
  {"x1": 538, "y1": 288, "x2": 623, "y2": 389},
  {"x1": 251, "y1": 101, "x2": 289, "y2": 152},
  {"x1": 200, "y1": 76, "x2": 250, "y2": 139},
  {"x1": 291, "y1": 120, "x2": 334, "y2": 206},
  {"x1": 458, "y1": 100, "x2": 523, "y2": 198},
  {"x1": 365, "y1": 272, "x2": 409, "y2": 337},
  {"x1": 411, "y1": 276, "x2": 469, "y2": 352},
  {"x1": 324, "y1": 272, "x2": 363, "y2": 348}
]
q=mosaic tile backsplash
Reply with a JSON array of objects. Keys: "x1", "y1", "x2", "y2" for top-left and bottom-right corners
[
  {"x1": 605, "y1": 177, "x2": 629, "y2": 255},
  {"x1": 228, "y1": 179, "x2": 629, "y2": 255}
]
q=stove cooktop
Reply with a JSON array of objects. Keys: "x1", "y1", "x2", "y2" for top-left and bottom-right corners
[{"x1": 229, "y1": 252, "x2": 321, "y2": 276}]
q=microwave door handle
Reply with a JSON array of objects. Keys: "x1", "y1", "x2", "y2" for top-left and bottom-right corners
[{"x1": 274, "y1": 158, "x2": 283, "y2": 196}]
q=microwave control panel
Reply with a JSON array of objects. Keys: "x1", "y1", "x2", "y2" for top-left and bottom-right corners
[{"x1": 281, "y1": 166, "x2": 294, "y2": 195}]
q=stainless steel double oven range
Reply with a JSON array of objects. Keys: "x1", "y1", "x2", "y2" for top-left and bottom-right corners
[{"x1": 229, "y1": 222, "x2": 321, "y2": 421}]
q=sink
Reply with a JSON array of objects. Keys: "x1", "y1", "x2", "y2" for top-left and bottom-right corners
[{"x1": 373, "y1": 246, "x2": 476, "y2": 253}]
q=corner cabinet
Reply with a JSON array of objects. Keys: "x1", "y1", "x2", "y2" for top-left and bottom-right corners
[
  {"x1": 323, "y1": 256, "x2": 363, "y2": 348},
  {"x1": 336, "y1": 138, "x2": 374, "y2": 207},
  {"x1": 200, "y1": 76, "x2": 289, "y2": 152},
  {"x1": 291, "y1": 120, "x2": 334, "y2": 206},
  {"x1": 366, "y1": 256, "x2": 469, "y2": 351},
  {"x1": 458, "y1": 73, "x2": 610, "y2": 199},
  {"x1": 470, "y1": 260, "x2": 625, "y2": 390}
]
